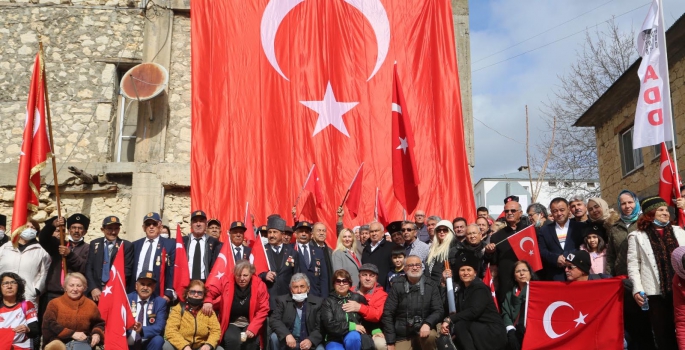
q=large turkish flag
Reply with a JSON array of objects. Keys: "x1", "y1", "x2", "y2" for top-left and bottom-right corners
[{"x1": 191, "y1": 0, "x2": 475, "y2": 245}]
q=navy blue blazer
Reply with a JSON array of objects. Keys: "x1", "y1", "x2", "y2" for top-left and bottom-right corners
[
  {"x1": 85, "y1": 237, "x2": 134, "y2": 295},
  {"x1": 128, "y1": 236, "x2": 176, "y2": 298},
  {"x1": 537, "y1": 220, "x2": 584, "y2": 281},
  {"x1": 230, "y1": 244, "x2": 252, "y2": 262},
  {"x1": 259, "y1": 243, "x2": 299, "y2": 304},
  {"x1": 126, "y1": 292, "x2": 167, "y2": 340},
  {"x1": 295, "y1": 242, "x2": 330, "y2": 298}
]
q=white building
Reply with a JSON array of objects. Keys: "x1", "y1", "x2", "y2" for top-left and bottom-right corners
[{"x1": 473, "y1": 168, "x2": 600, "y2": 217}]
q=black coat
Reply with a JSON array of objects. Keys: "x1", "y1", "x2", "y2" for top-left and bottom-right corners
[
  {"x1": 259, "y1": 244, "x2": 299, "y2": 305},
  {"x1": 85, "y1": 237, "x2": 134, "y2": 295},
  {"x1": 450, "y1": 279, "x2": 507, "y2": 350},
  {"x1": 295, "y1": 242, "x2": 330, "y2": 298},
  {"x1": 321, "y1": 292, "x2": 367, "y2": 343},
  {"x1": 537, "y1": 220, "x2": 584, "y2": 281},
  {"x1": 362, "y1": 239, "x2": 399, "y2": 288},
  {"x1": 381, "y1": 276, "x2": 444, "y2": 344},
  {"x1": 181, "y1": 234, "x2": 223, "y2": 280},
  {"x1": 270, "y1": 294, "x2": 324, "y2": 346},
  {"x1": 486, "y1": 224, "x2": 525, "y2": 305},
  {"x1": 424, "y1": 239, "x2": 462, "y2": 285}
]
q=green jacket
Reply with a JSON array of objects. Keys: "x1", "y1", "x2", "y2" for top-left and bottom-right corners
[
  {"x1": 501, "y1": 286, "x2": 527, "y2": 328},
  {"x1": 605, "y1": 220, "x2": 637, "y2": 276}
]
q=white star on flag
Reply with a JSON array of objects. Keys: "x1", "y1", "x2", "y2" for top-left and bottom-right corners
[
  {"x1": 215, "y1": 271, "x2": 224, "y2": 279},
  {"x1": 573, "y1": 311, "x2": 588, "y2": 327},
  {"x1": 301, "y1": 82, "x2": 358, "y2": 137},
  {"x1": 396, "y1": 137, "x2": 408, "y2": 154},
  {"x1": 102, "y1": 285, "x2": 113, "y2": 296}
]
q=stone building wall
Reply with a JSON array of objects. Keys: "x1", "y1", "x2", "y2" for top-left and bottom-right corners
[
  {"x1": 595, "y1": 56, "x2": 685, "y2": 202},
  {"x1": 165, "y1": 13, "x2": 191, "y2": 164}
]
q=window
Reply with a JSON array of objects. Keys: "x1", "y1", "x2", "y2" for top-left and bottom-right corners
[
  {"x1": 620, "y1": 127, "x2": 643, "y2": 175},
  {"x1": 587, "y1": 182, "x2": 595, "y2": 187},
  {"x1": 548, "y1": 181, "x2": 557, "y2": 186},
  {"x1": 564, "y1": 182, "x2": 572, "y2": 188},
  {"x1": 654, "y1": 140, "x2": 674, "y2": 158}
]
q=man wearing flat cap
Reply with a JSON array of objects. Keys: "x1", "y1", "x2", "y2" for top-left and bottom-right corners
[
  {"x1": 229, "y1": 221, "x2": 252, "y2": 263},
  {"x1": 182, "y1": 210, "x2": 222, "y2": 282},
  {"x1": 294, "y1": 221, "x2": 330, "y2": 298},
  {"x1": 85, "y1": 216, "x2": 134, "y2": 302},
  {"x1": 129, "y1": 212, "x2": 176, "y2": 302},
  {"x1": 127, "y1": 270, "x2": 167, "y2": 350},
  {"x1": 259, "y1": 216, "x2": 299, "y2": 304}
]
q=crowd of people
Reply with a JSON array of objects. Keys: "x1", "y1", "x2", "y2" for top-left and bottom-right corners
[{"x1": 0, "y1": 188, "x2": 684, "y2": 350}]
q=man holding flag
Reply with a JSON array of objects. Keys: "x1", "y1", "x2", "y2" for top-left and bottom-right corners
[{"x1": 127, "y1": 271, "x2": 167, "y2": 350}]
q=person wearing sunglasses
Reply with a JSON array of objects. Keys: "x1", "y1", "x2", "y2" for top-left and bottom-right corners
[
  {"x1": 130, "y1": 212, "x2": 176, "y2": 302},
  {"x1": 402, "y1": 222, "x2": 429, "y2": 263},
  {"x1": 321, "y1": 269, "x2": 368, "y2": 350},
  {"x1": 424, "y1": 220, "x2": 459, "y2": 286},
  {"x1": 165, "y1": 280, "x2": 222, "y2": 350}
]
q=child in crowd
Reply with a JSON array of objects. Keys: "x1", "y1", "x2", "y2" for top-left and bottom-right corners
[
  {"x1": 387, "y1": 248, "x2": 406, "y2": 290},
  {"x1": 580, "y1": 226, "x2": 606, "y2": 274}
]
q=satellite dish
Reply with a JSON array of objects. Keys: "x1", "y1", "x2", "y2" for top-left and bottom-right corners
[{"x1": 119, "y1": 62, "x2": 169, "y2": 101}]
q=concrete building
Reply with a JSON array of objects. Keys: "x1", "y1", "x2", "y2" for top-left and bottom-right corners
[
  {"x1": 0, "y1": 0, "x2": 474, "y2": 240},
  {"x1": 574, "y1": 13, "x2": 685, "y2": 203},
  {"x1": 474, "y1": 169, "x2": 599, "y2": 217}
]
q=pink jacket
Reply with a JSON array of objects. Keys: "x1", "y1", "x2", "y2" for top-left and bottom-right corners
[
  {"x1": 580, "y1": 245, "x2": 606, "y2": 275},
  {"x1": 673, "y1": 275, "x2": 685, "y2": 349}
]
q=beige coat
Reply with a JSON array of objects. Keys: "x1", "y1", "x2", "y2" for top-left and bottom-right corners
[
  {"x1": 0, "y1": 241, "x2": 51, "y2": 304},
  {"x1": 627, "y1": 226, "x2": 685, "y2": 296}
]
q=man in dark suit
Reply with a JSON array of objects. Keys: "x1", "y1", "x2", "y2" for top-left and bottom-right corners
[
  {"x1": 129, "y1": 212, "x2": 176, "y2": 302},
  {"x1": 293, "y1": 222, "x2": 329, "y2": 298},
  {"x1": 229, "y1": 221, "x2": 252, "y2": 262},
  {"x1": 182, "y1": 210, "x2": 222, "y2": 281},
  {"x1": 259, "y1": 216, "x2": 299, "y2": 303},
  {"x1": 269, "y1": 273, "x2": 324, "y2": 350},
  {"x1": 362, "y1": 222, "x2": 399, "y2": 288},
  {"x1": 311, "y1": 222, "x2": 334, "y2": 278},
  {"x1": 85, "y1": 216, "x2": 134, "y2": 302},
  {"x1": 127, "y1": 270, "x2": 167, "y2": 350},
  {"x1": 537, "y1": 197, "x2": 584, "y2": 281}
]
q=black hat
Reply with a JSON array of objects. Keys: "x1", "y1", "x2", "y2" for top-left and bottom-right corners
[
  {"x1": 67, "y1": 214, "x2": 90, "y2": 232},
  {"x1": 208, "y1": 218, "x2": 221, "y2": 227},
  {"x1": 456, "y1": 251, "x2": 480, "y2": 271},
  {"x1": 581, "y1": 224, "x2": 606, "y2": 240},
  {"x1": 259, "y1": 225, "x2": 268, "y2": 233},
  {"x1": 565, "y1": 250, "x2": 591, "y2": 274},
  {"x1": 359, "y1": 263, "x2": 379, "y2": 275},
  {"x1": 387, "y1": 221, "x2": 403, "y2": 234},
  {"x1": 0, "y1": 214, "x2": 6, "y2": 227},
  {"x1": 191, "y1": 210, "x2": 207, "y2": 220},
  {"x1": 267, "y1": 216, "x2": 286, "y2": 232},
  {"x1": 640, "y1": 196, "x2": 668, "y2": 214},
  {"x1": 284, "y1": 226, "x2": 293, "y2": 234},
  {"x1": 294, "y1": 221, "x2": 313, "y2": 231},
  {"x1": 101, "y1": 216, "x2": 122, "y2": 227},
  {"x1": 137, "y1": 270, "x2": 157, "y2": 282},
  {"x1": 504, "y1": 195, "x2": 519, "y2": 204},
  {"x1": 229, "y1": 221, "x2": 247, "y2": 231}
]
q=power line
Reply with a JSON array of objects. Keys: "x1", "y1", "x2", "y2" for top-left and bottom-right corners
[
  {"x1": 474, "y1": 0, "x2": 616, "y2": 63},
  {"x1": 472, "y1": 2, "x2": 650, "y2": 73},
  {"x1": 473, "y1": 116, "x2": 525, "y2": 145}
]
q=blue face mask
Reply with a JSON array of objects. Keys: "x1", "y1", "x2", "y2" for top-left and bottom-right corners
[{"x1": 653, "y1": 219, "x2": 669, "y2": 227}]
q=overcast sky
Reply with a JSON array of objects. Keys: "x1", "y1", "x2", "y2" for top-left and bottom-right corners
[{"x1": 470, "y1": 0, "x2": 685, "y2": 181}]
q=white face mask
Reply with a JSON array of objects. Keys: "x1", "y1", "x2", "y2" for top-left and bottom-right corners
[
  {"x1": 68, "y1": 235, "x2": 83, "y2": 242},
  {"x1": 160, "y1": 233, "x2": 170, "y2": 239},
  {"x1": 20, "y1": 228, "x2": 37, "y2": 241},
  {"x1": 0, "y1": 230, "x2": 5, "y2": 239},
  {"x1": 292, "y1": 293, "x2": 308, "y2": 302},
  {"x1": 261, "y1": 236, "x2": 269, "y2": 245}
]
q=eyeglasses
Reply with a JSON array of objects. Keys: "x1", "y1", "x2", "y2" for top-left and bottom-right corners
[
  {"x1": 144, "y1": 221, "x2": 159, "y2": 227},
  {"x1": 564, "y1": 265, "x2": 577, "y2": 271},
  {"x1": 370, "y1": 229, "x2": 383, "y2": 233},
  {"x1": 435, "y1": 228, "x2": 449, "y2": 233},
  {"x1": 406, "y1": 263, "x2": 422, "y2": 269},
  {"x1": 188, "y1": 290, "x2": 204, "y2": 296},
  {"x1": 334, "y1": 279, "x2": 350, "y2": 285},
  {"x1": 1, "y1": 281, "x2": 17, "y2": 287},
  {"x1": 514, "y1": 269, "x2": 530, "y2": 274},
  {"x1": 415, "y1": 214, "x2": 425, "y2": 217},
  {"x1": 503, "y1": 209, "x2": 519, "y2": 214},
  {"x1": 401, "y1": 228, "x2": 414, "y2": 232}
]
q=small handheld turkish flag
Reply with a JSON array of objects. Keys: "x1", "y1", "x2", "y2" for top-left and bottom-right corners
[
  {"x1": 303, "y1": 164, "x2": 325, "y2": 208},
  {"x1": 345, "y1": 163, "x2": 364, "y2": 219},
  {"x1": 173, "y1": 224, "x2": 190, "y2": 301},
  {"x1": 658, "y1": 142, "x2": 685, "y2": 225},
  {"x1": 98, "y1": 245, "x2": 135, "y2": 350},
  {"x1": 376, "y1": 187, "x2": 390, "y2": 228},
  {"x1": 484, "y1": 264, "x2": 499, "y2": 312},
  {"x1": 523, "y1": 278, "x2": 624, "y2": 350},
  {"x1": 205, "y1": 233, "x2": 235, "y2": 293},
  {"x1": 246, "y1": 202, "x2": 271, "y2": 275},
  {"x1": 391, "y1": 64, "x2": 420, "y2": 214},
  {"x1": 506, "y1": 225, "x2": 543, "y2": 272}
]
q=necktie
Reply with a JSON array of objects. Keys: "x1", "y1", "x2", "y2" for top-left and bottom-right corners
[
  {"x1": 141, "y1": 239, "x2": 154, "y2": 272},
  {"x1": 274, "y1": 246, "x2": 280, "y2": 254},
  {"x1": 192, "y1": 238, "x2": 202, "y2": 280},
  {"x1": 302, "y1": 244, "x2": 310, "y2": 267},
  {"x1": 135, "y1": 300, "x2": 147, "y2": 344},
  {"x1": 102, "y1": 242, "x2": 112, "y2": 283},
  {"x1": 235, "y1": 246, "x2": 242, "y2": 262}
]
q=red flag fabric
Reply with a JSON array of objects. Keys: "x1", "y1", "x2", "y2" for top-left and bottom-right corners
[
  {"x1": 303, "y1": 164, "x2": 325, "y2": 208},
  {"x1": 484, "y1": 264, "x2": 499, "y2": 312},
  {"x1": 345, "y1": 164, "x2": 364, "y2": 219},
  {"x1": 98, "y1": 245, "x2": 135, "y2": 350},
  {"x1": 391, "y1": 64, "x2": 420, "y2": 213},
  {"x1": 506, "y1": 225, "x2": 543, "y2": 272},
  {"x1": 243, "y1": 203, "x2": 256, "y2": 247},
  {"x1": 246, "y1": 203, "x2": 270, "y2": 275},
  {"x1": 11, "y1": 52, "x2": 52, "y2": 243},
  {"x1": 523, "y1": 279, "x2": 624, "y2": 350},
  {"x1": 190, "y1": 0, "x2": 476, "y2": 233},
  {"x1": 205, "y1": 235, "x2": 235, "y2": 293},
  {"x1": 297, "y1": 165, "x2": 322, "y2": 223},
  {"x1": 173, "y1": 224, "x2": 190, "y2": 301},
  {"x1": 0, "y1": 329, "x2": 14, "y2": 349},
  {"x1": 657, "y1": 142, "x2": 685, "y2": 225},
  {"x1": 376, "y1": 187, "x2": 390, "y2": 228}
]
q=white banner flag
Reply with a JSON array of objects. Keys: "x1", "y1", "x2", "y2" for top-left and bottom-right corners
[{"x1": 633, "y1": 0, "x2": 673, "y2": 149}]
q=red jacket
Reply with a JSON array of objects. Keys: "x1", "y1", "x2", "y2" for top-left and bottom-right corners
[
  {"x1": 206, "y1": 274, "x2": 270, "y2": 342},
  {"x1": 674, "y1": 275, "x2": 685, "y2": 349},
  {"x1": 355, "y1": 283, "x2": 387, "y2": 334}
]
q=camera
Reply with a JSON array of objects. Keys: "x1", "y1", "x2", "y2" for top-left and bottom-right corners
[{"x1": 407, "y1": 315, "x2": 424, "y2": 333}]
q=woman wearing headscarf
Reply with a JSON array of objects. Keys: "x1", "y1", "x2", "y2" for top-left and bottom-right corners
[
  {"x1": 606, "y1": 190, "x2": 640, "y2": 277},
  {"x1": 627, "y1": 196, "x2": 685, "y2": 349},
  {"x1": 671, "y1": 246, "x2": 685, "y2": 349},
  {"x1": 585, "y1": 197, "x2": 619, "y2": 242}
]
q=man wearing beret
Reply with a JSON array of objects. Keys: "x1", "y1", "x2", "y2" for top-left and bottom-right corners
[
  {"x1": 129, "y1": 212, "x2": 176, "y2": 302},
  {"x1": 182, "y1": 210, "x2": 222, "y2": 282},
  {"x1": 259, "y1": 216, "x2": 299, "y2": 304},
  {"x1": 294, "y1": 221, "x2": 330, "y2": 298},
  {"x1": 127, "y1": 270, "x2": 167, "y2": 350},
  {"x1": 85, "y1": 216, "x2": 134, "y2": 302}
]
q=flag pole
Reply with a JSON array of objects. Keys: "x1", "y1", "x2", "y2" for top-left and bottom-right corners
[
  {"x1": 374, "y1": 187, "x2": 379, "y2": 221},
  {"x1": 659, "y1": 0, "x2": 680, "y2": 184},
  {"x1": 494, "y1": 224, "x2": 535, "y2": 246},
  {"x1": 339, "y1": 163, "x2": 364, "y2": 208},
  {"x1": 39, "y1": 38, "x2": 66, "y2": 277},
  {"x1": 294, "y1": 164, "x2": 315, "y2": 207}
]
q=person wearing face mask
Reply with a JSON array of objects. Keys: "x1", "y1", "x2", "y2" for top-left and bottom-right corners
[
  {"x1": 0, "y1": 219, "x2": 51, "y2": 310},
  {"x1": 269, "y1": 273, "x2": 325, "y2": 350},
  {"x1": 161, "y1": 225, "x2": 171, "y2": 239},
  {"x1": 0, "y1": 214, "x2": 9, "y2": 246},
  {"x1": 526, "y1": 203, "x2": 550, "y2": 230},
  {"x1": 164, "y1": 280, "x2": 221, "y2": 350},
  {"x1": 84, "y1": 216, "x2": 134, "y2": 303},
  {"x1": 204, "y1": 260, "x2": 269, "y2": 350}
]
